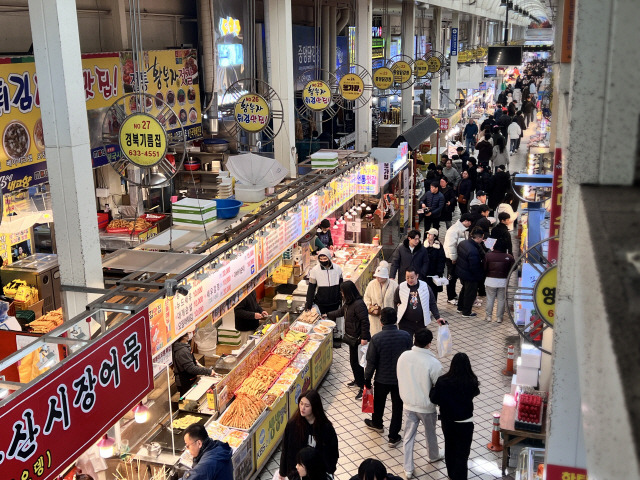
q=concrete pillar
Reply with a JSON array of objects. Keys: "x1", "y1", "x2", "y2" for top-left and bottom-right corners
[
  {"x1": 28, "y1": 0, "x2": 104, "y2": 319},
  {"x1": 449, "y1": 12, "x2": 459, "y2": 110},
  {"x1": 329, "y1": 6, "x2": 337, "y2": 73},
  {"x1": 470, "y1": 16, "x2": 478, "y2": 46},
  {"x1": 109, "y1": 0, "x2": 129, "y2": 50},
  {"x1": 400, "y1": 0, "x2": 415, "y2": 130},
  {"x1": 264, "y1": 0, "x2": 296, "y2": 175},
  {"x1": 321, "y1": 5, "x2": 330, "y2": 81},
  {"x1": 355, "y1": 0, "x2": 372, "y2": 150},
  {"x1": 430, "y1": 7, "x2": 442, "y2": 112}
]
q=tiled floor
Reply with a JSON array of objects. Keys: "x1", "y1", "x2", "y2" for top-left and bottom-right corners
[{"x1": 257, "y1": 123, "x2": 537, "y2": 480}]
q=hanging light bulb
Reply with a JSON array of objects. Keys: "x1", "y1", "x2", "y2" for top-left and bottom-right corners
[
  {"x1": 134, "y1": 402, "x2": 150, "y2": 423},
  {"x1": 333, "y1": 223, "x2": 339, "y2": 229},
  {"x1": 98, "y1": 434, "x2": 116, "y2": 458},
  {"x1": 361, "y1": 202, "x2": 366, "y2": 208},
  {"x1": 37, "y1": 345, "x2": 56, "y2": 370},
  {"x1": 366, "y1": 205, "x2": 372, "y2": 212}
]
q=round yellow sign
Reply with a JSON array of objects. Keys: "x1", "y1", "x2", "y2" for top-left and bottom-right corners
[
  {"x1": 119, "y1": 113, "x2": 167, "y2": 167},
  {"x1": 426, "y1": 56, "x2": 442, "y2": 73},
  {"x1": 414, "y1": 59, "x2": 429, "y2": 78},
  {"x1": 302, "y1": 80, "x2": 332, "y2": 111},
  {"x1": 392, "y1": 61, "x2": 412, "y2": 84},
  {"x1": 373, "y1": 67, "x2": 394, "y2": 90},
  {"x1": 234, "y1": 93, "x2": 271, "y2": 133},
  {"x1": 339, "y1": 73, "x2": 364, "y2": 101},
  {"x1": 533, "y1": 265, "x2": 556, "y2": 327}
]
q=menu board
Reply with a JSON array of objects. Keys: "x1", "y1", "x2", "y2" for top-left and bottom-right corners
[
  {"x1": 264, "y1": 228, "x2": 280, "y2": 265},
  {"x1": 172, "y1": 287, "x2": 195, "y2": 336},
  {"x1": 357, "y1": 162, "x2": 378, "y2": 194},
  {"x1": 286, "y1": 211, "x2": 303, "y2": 244},
  {"x1": 230, "y1": 246, "x2": 256, "y2": 293},
  {"x1": 306, "y1": 195, "x2": 320, "y2": 229}
]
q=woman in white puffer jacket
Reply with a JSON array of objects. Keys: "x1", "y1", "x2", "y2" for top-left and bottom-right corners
[{"x1": 363, "y1": 261, "x2": 398, "y2": 336}]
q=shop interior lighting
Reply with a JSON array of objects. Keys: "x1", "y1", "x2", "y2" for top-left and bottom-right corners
[
  {"x1": 133, "y1": 401, "x2": 150, "y2": 423},
  {"x1": 333, "y1": 223, "x2": 339, "y2": 229},
  {"x1": 37, "y1": 345, "x2": 56, "y2": 370},
  {"x1": 366, "y1": 205, "x2": 372, "y2": 211},
  {"x1": 0, "y1": 375, "x2": 9, "y2": 400},
  {"x1": 97, "y1": 434, "x2": 116, "y2": 458},
  {"x1": 361, "y1": 202, "x2": 367, "y2": 208}
]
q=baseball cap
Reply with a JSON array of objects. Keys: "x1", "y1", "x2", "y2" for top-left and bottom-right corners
[
  {"x1": 427, "y1": 228, "x2": 439, "y2": 236},
  {"x1": 476, "y1": 190, "x2": 487, "y2": 196}
]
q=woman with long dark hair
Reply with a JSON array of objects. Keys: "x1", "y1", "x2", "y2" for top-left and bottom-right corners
[
  {"x1": 327, "y1": 280, "x2": 371, "y2": 399},
  {"x1": 296, "y1": 447, "x2": 331, "y2": 480},
  {"x1": 279, "y1": 390, "x2": 339, "y2": 480},
  {"x1": 429, "y1": 353, "x2": 480, "y2": 480},
  {"x1": 491, "y1": 135, "x2": 509, "y2": 171}
]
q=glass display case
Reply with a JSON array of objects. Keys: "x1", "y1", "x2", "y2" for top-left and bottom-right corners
[{"x1": 516, "y1": 447, "x2": 545, "y2": 480}]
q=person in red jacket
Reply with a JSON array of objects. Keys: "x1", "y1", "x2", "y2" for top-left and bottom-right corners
[{"x1": 482, "y1": 240, "x2": 515, "y2": 323}]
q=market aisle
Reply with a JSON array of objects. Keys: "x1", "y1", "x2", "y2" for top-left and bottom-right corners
[{"x1": 259, "y1": 293, "x2": 519, "y2": 480}]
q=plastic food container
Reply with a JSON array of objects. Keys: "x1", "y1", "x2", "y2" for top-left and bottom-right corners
[{"x1": 235, "y1": 184, "x2": 266, "y2": 202}]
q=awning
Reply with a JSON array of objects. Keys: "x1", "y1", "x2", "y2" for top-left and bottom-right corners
[{"x1": 390, "y1": 116, "x2": 439, "y2": 150}]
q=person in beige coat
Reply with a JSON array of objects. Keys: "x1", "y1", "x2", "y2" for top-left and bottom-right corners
[{"x1": 363, "y1": 261, "x2": 398, "y2": 335}]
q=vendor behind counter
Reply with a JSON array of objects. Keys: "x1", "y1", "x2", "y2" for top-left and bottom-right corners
[
  {"x1": 172, "y1": 327, "x2": 214, "y2": 396},
  {"x1": 234, "y1": 290, "x2": 268, "y2": 344}
]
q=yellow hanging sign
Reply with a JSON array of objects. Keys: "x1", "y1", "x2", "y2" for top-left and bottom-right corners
[
  {"x1": 373, "y1": 67, "x2": 394, "y2": 90},
  {"x1": 533, "y1": 265, "x2": 556, "y2": 327},
  {"x1": 426, "y1": 56, "x2": 442, "y2": 73},
  {"x1": 302, "y1": 80, "x2": 332, "y2": 111},
  {"x1": 119, "y1": 113, "x2": 167, "y2": 167},
  {"x1": 234, "y1": 93, "x2": 271, "y2": 133},
  {"x1": 339, "y1": 73, "x2": 364, "y2": 101},
  {"x1": 391, "y1": 61, "x2": 412, "y2": 83},
  {"x1": 414, "y1": 59, "x2": 429, "y2": 78}
]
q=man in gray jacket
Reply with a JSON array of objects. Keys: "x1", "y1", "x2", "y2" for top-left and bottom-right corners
[
  {"x1": 363, "y1": 308, "x2": 412, "y2": 447},
  {"x1": 397, "y1": 328, "x2": 444, "y2": 478}
]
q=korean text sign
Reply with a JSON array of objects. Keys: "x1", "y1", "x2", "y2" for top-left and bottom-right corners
[{"x1": 0, "y1": 309, "x2": 154, "y2": 480}]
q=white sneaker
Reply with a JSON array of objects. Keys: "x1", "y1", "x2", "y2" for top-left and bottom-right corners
[
  {"x1": 486, "y1": 316, "x2": 493, "y2": 322},
  {"x1": 428, "y1": 450, "x2": 445, "y2": 462},
  {"x1": 405, "y1": 472, "x2": 413, "y2": 479},
  {"x1": 474, "y1": 300, "x2": 482, "y2": 307},
  {"x1": 447, "y1": 298, "x2": 458, "y2": 305}
]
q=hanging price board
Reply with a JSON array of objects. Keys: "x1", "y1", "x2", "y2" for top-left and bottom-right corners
[
  {"x1": 302, "y1": 80, "x2": 332, "y2": 111},
  {"x1": 234, "y1": 93, "x2": 271, "y2": 133},
  {"x1": 426, "y1": 56, "x2": 442, "y2": 73},
  {"x1": 414, "y1": 59, "x2": 429, "y2": 78},
  {"x1": 533, "y1": 265, "x2": 556, "y2": 327},
  {"x1": 339, "y1": 73, "x2": 364, "y2": 101},
  {"x1": 119, "y1": 113, "x2": 167, "y2": 167},
  {"x1": 391, "y1": 61, "x2": 412, "y2": 83},
  {"x1": 373, "y1": 67, "x2": 394, "y2": 90}
]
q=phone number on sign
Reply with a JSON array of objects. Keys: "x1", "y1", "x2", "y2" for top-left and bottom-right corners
[{"x1": 127, "y1": 150, "x2": 161, "y2": 158}]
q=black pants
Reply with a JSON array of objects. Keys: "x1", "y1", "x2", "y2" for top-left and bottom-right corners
[
  {"x1": 423, "y1": 215, "x2": 441, "y2": 234},
  {"x1": 458, "y1": 280, "x2": 478, "y2": 315},
  {"x1": 426, "y1": 277, "x2": 441, "y2": 302},
  {"x1": 445, "y1": 259, "x2": 458, "y2": 301},
  {"x1": 441, "y1": 420, "x2": 474, "y2": 480},
  {"x1": 458, "y1": 202, "x2": 468, "y2": 214},
  {"x1": 477, "y1": 275, "x2": 486, "y2": 297},
  {"x1": 349, "y1": 342, "x2": 365, "y2": 388},
  {"x1": 372, "y1": 382, "x2": 403, "y2": 440}
]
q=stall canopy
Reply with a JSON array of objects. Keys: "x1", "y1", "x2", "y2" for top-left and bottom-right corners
[{"x1": 390, "y1": 116, "x2": 439, "y2": 150}]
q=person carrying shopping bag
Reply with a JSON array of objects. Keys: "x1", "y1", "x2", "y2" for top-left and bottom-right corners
[{"x1": 363, "y1": 261, "x2": 398, "y2": 336}]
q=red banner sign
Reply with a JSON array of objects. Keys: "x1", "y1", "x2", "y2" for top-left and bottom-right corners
[
  {"x1": 546, "y1": 464, "x2": 588, "y2": 480},
  {"x1": 0, "y1": 309, "x2": 153, "y2": 480},
  {"x1": 548, "y1": 148, "x2": 562, "y2": 262},
  {"x1": 439, "y1": 118, "x2": 449, "y2": 130}
]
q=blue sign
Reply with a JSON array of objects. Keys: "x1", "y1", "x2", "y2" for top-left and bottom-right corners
[{"x1": 450, "y1": 28, "x2": 458, "y2": 56}]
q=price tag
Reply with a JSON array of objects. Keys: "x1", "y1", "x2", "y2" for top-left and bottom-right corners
[
  {"x1": 302, "y1": 80, "x2": 332, "y2": 111},
  {"x1": 119, "y1": 113, "x2": 167, "y2": 167},
  {"x1": 339, "y1": 73, "x2": 364, "y2": 101},
  {"x1": 373, "y1": 67, "x2": 394, "y2": 90},
  {"x1": 391, "y1": 61, "x2": 412, "y2": 83},
  {"x1": 234, "y1": 93, "x2": 271, "y2": 133}
]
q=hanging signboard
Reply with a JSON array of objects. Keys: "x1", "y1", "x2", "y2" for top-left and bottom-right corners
[
  {"x1": 339, "y1": 73, "x2": 364, "y2": 101},
  {"x1": 450, "y1": 28, "x2": 458, "y2": 56},
  {"x1": 372, "y1": 67, "x2": 394, "y2": 90},
  {"x1": 533, "y1": 265, "x2": 556, "y2": 327},
  {"x1": 234, "y1": 93, "x2": 270, "y2": 133},
  {"x1": 0, "y1": 309, "x2": 153, "y2": 480},
  {"x1": 118, "y1": 112, "x2": 168, "y2": 167},
  {"x1": 391, "y1": 61, "x2": 412, "y2": 84},
  {"x1": 302, "y1": 80, "x2": 332, "y2": 111},
  {"x1": 426, "y1": 55, "x2": 442, "y2": 74},
  {"x1": 414, "y1": 59, "x2": 429, "y2": 78}
]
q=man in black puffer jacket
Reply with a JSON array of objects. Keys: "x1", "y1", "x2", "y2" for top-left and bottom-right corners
[
  {"x1": 389, "y1": 230, "x2": 430, "y2": 282},
  {"x1": 363, "y1": 308, "x2": 412, "y2": 447},
  {"x1": 455, "y1": 228, "x2": 485, "y2": 317}
]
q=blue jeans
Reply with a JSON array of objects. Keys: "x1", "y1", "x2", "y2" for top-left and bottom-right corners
[
  {"x1": 403, "y1": 410, "x2": 440, "y2": 473},
  {"x1": 465, "y1": 137, "x2": 475, "y2": 152}
]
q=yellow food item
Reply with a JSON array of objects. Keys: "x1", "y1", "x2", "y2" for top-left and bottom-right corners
[
  {"x1": 172, "y1": 414, "x2": 202, "y2": 429},
  {"x1": 262, "y1": 354, "x2": 289, "y2": 372},
  {"x1": 219, "y1": 394, "x2": 266, "y2": 430},
  {"x1": 28, "y1": 309, "x2": 64, "y2": 333}
]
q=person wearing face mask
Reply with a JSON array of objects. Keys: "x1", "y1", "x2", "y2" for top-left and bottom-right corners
[
  {"x1": 305, "y1": 248, "x2": 343, "y2": 316},
  {"x1": 363, "y1": 261, "x2": 398, "y2": 336},
  {"x1": 316, "y1": 219, "x2": 334, "y2": 248},
  {"x1": 172, "y1": 326, "x2": 213, "y2": 396}
]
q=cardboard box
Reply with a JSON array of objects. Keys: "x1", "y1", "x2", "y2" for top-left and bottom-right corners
[
  {"x1": 520, "y1": 344, "x2": 542, "y2": 369},
  {"x1": 515, "y1": 365, "x2": 539, "y2": 387}
]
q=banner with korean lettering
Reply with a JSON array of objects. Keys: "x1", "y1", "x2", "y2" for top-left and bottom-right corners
[
  {"x1": 0, "y1": 309, "x2": 153, "y2": 480},
  {"x1": 0, "y1": 57, "x2": 46, "y2": 180},
  {"x1": 122, "y1": 49, "x2": 203, "y2": 144}
]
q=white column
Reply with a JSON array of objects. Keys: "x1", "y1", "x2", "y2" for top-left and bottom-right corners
[
  {"x1": 321, "y1": 5, "x2": 330, "y2": 80},
  {"x1": 355, "y1": 0, "x2": 372, "y2": 151},
  {"x1": 329, "y1": 6, "x2": 337, "y2": 74},
  {"x1": 449, "y1": 12, "x2": 459, "y2": 110},
  {"x1": 264, "y1": 0, "x2": 296, "y2": 175},
  {"x1": 28, "y1": 0, "x2": 104, "y2": 319},
  {"x1": 430, "y1": 7, "x2": 442, "y2": 112},
  {"x1": 470, "y1": 16, "x2": 478, "y2": 46},
  {"x1": 400, "y1": 0, "x2": 415, "y2": 130}
]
